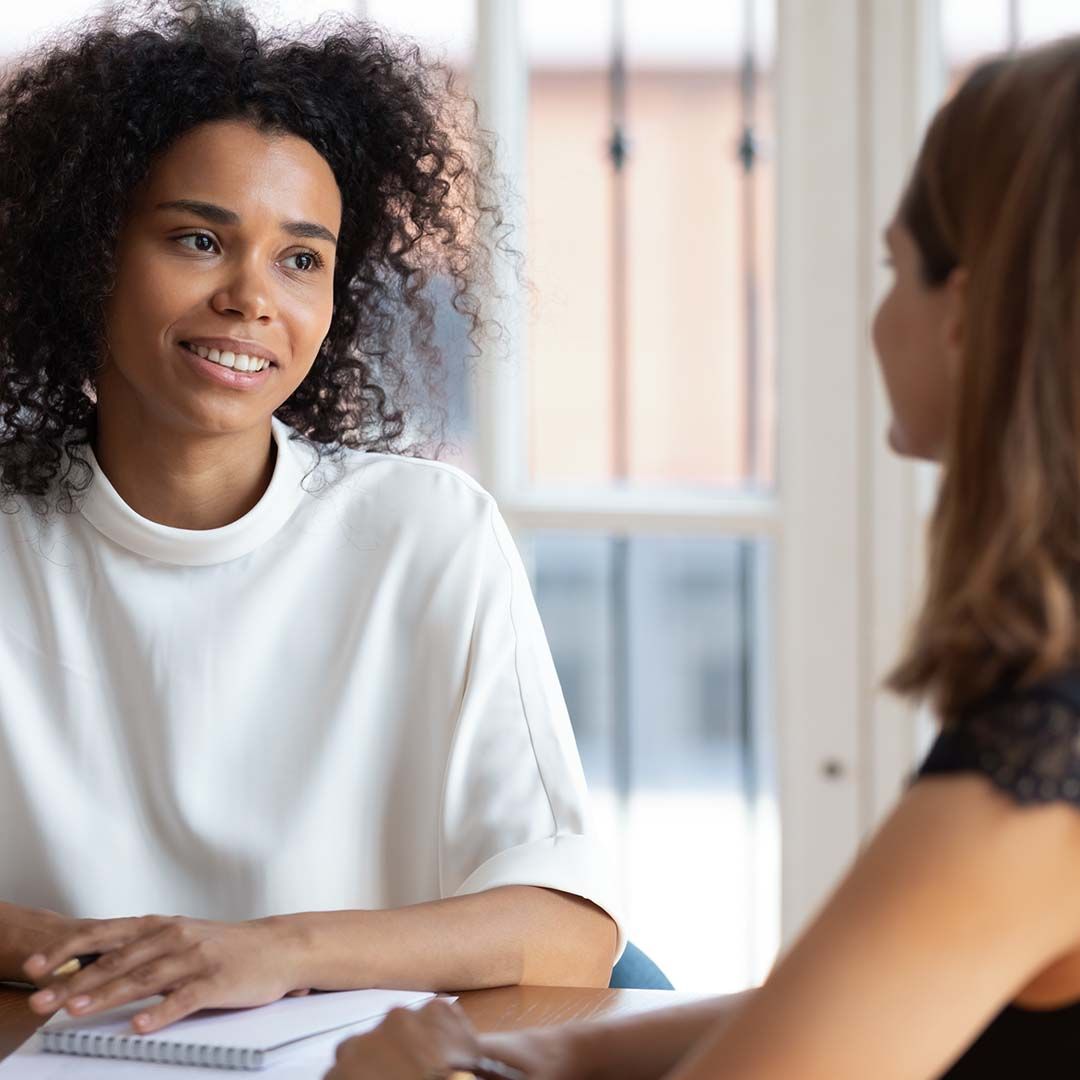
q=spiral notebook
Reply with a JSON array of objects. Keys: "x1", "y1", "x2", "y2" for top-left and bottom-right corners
[{"x1": 37, "y1": 988, "x2": 434, "y2": 1071}]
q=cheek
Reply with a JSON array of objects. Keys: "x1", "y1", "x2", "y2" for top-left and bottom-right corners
[
  {"x1": 872, "y1": 288, "x2": 900, "y2": 369},
  {"x1": 872, "y1": 289, "x2": 909, "y2": 409},
  {"x1": 105, "y1": 245, "x2": 196, "y2": 358},
  {"x1": 875, "y1": 304, "x2": 954, "y2": 460},
  {"x1": 283, "y1": 285, "x2": 334, "y2": 366},
  {"x1": 872, "y1": 289, "x2": 932, "y2": 458}
]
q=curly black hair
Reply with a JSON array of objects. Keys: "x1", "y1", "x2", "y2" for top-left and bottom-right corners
[{"x1": 0, "y1": 0, "x2": 507, "y2": 513}]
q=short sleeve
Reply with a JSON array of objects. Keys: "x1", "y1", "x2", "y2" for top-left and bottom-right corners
[
  {"x1": 438, "y1": 498, "x2": 625, "y2": 958},
  {"x1": 916, "y1": 690, "x2": 1080, "y2": 806}
]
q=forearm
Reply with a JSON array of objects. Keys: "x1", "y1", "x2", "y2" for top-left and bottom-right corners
[
  {"x1": 0, "y1": 902, "x2": 68, "y2": 984},
  {"x1": 578, "y1": 993, "x2": 752, "y2": 1080},
  {"x1": 279, "y1": 886, "x2": 617, "y2": 993},
  {"x1": 479, "y1": 992, "x2": 753, "y2": 1080}
]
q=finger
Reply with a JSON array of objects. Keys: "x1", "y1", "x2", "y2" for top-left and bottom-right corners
[
  {"x1": 128, "y1": 978, "x2": 216, "y2": 1034},
  {"x1": 330, "y1": 1035, "x2": 405, "y2": 1079},
  {"x1": 29, "y1": 928, "x2": 179, "y2": 1015},
  {"x1": 23, "y1": 917, "x2": 159, "y2": 984},
  {"x1": 56, "y1": 949, "x2": 205, "y2": 1021},
  {"x1": 30, "y1": 928, "x2": 174, "y2": 1010}
]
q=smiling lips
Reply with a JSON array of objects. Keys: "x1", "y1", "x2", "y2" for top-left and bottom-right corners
[{"x1": 180, "y1": 340, "x2": 276, "y2": 373}]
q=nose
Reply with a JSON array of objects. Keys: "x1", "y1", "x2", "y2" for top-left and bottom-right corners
[{"x1": 210, "y1": 257, "x2": 276, "y2": 323}]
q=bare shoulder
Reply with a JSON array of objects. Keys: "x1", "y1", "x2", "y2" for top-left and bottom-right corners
[{"x1": 663, "y1": 774, "x2": 1080, "y2": 1079}]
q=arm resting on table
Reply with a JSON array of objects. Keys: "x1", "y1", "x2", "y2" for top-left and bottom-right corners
[
  {"x1": 283, "y1": 886, "x2": 617, "y2": 992},
  {"x1": 485, "y1": 992, "x2": 754, "y2": 1080}
]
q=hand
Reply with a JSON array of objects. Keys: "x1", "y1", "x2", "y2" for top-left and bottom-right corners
[
  {"x1": 325, "y1": 999, "x2": 511, "y2": 1080},
  {"x1": 21, "y1": 914, "x2": 305, "y2": 1032},
  {"x1": 477, "y1": 1029, "x2": 589, "y2": 1080},
  {"x1": 0, "y1": 903, "x2": 79, "y2": 986}
]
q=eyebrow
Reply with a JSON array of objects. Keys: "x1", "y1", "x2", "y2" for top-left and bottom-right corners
[{"x1": 155, "y1": 199, "x2": 338, "y2": 246}]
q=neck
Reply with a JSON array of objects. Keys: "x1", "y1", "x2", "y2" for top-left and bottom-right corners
[{"x1": 91, "y1": 404, "x2": 277, "y2": 531}]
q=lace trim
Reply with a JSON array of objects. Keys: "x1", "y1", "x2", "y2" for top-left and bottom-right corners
[{"x1": 919, "y1": 694, "x2": 1080, "y2": 804}]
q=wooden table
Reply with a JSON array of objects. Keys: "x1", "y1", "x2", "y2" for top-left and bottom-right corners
[{"x1": 0, "y1": 983, "x2": 694, "y2": 1065}]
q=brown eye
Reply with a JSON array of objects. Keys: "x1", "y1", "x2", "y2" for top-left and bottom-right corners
[
  {"x1": 178, "y1": 233, "x2": 217, "y2": 253},
  {"x1": 283, "y1": 251, "x2": 321, "y2": 272}
]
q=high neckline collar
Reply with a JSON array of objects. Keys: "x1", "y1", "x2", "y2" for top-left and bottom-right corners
[{"x1": 78, "y1": 417, "x2": 310, "y2": 566}]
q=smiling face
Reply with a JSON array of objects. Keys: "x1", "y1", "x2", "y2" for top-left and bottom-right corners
[
  {"x1": 97, "y1": 118, "x2": 342, "y2": 439},
  {"x1": 872, "y1": 221, "x2": 965, "y2": 461}
]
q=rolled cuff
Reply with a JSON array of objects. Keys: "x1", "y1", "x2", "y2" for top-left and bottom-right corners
[{"x1": 451, "y1": 833, "x2": 626, "y2": 963}]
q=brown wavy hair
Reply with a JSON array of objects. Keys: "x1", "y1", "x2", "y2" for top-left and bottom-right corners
[{"x1": 888, "y1": 39, "x2": 1080, "y2": 721}]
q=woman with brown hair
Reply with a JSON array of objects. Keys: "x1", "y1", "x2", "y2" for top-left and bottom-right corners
[{"x1": 323, "y1": 34, "x2": 1080, "y2": 1080}]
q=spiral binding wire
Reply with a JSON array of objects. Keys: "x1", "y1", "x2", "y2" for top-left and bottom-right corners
[{"x1": 41, "y1": 1029, "x2": 266, "y2": 1070}]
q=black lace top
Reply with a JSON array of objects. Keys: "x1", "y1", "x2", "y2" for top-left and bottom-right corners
[{"x1": 914, "y1": 668, "x2": 1080, "y2": 1078}]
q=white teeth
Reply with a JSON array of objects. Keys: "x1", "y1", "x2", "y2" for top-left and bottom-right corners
[{"x1": 187, "y1": 344, "x2": 270, "y2": 373}]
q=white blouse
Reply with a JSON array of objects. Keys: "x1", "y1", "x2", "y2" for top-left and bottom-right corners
[{"x1": 0, "y1": 418, "x2": 621, "y2": 951}]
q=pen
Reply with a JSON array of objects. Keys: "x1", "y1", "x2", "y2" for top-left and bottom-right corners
[{"x1": 50, "y1": 954, "x2": 102, "y2": 979}]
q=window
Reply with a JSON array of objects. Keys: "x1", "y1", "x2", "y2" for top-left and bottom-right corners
[
  {"x1": 525, "y1": 1, "x2": 776, "y2": 492},
  {"x1": 498, "y1": 0, "x2": 779, "y2": 991},
  {"x1": 522, "y1": 533, "x2": 775, "y2": 990},
  {"x1": 942, "y1": 0, "x2": 1080, "y2": 76},
  {"x1": 382, "y1": 0, "x2": 781, "y2": 990}
]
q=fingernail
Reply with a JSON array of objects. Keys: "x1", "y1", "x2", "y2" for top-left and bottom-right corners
[
  {"x1": 33, "y1": 990, "x2": 55, "y2": 1007},
  {"x1": 133, "y1": 1013, "x2": 151, "y2": 1029},
  {"x1": 69, "y1": 996, "x2": 90, "y2": 1011},
  {"x1": 26, "y1": 954, "x2": 47, "y2": 972}
]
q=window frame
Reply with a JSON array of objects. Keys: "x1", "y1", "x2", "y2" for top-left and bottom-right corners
[{"x1": 471, "y1": 0, "x2": 941, "y2": 948}]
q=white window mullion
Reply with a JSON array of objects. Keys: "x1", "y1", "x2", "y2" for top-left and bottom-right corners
[
  {"x1": 775, "y1": 0, "x2": 863, "y2": 943},
  {"x1": 501, "y1": 492, "x2": 779, "y2": 539},
  {"x1": 861, "y1": 0, "x2": 943, "y2": 833},
  {"x1": 775, "y1": 0, "x2": 945, "y2": 943},
  {"x1": 470, "y1": 0, "x2": 528, "y2": 506}
]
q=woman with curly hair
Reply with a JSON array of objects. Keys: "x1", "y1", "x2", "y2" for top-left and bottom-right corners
[
  {"x1": 0, "y1": 0, "x2": 620, "y2": 1034},
  {"x1": 325, "y1": 33, "x2": 1080, "y2": 1080}
]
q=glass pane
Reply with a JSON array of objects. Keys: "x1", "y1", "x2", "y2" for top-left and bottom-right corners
[
  {"x1": 940, "y1": 0, "x2": 1011, "y2": 87},
  {"x1": 0, "y1": 1, "x2": 102, "y2": 54},
  {"x1": 525, "y1": 0, "x2": 776, "y2": 492},
  {"x1": 525, "y1": 2, "x2": 616, "y2": 488},
  {"x1": 350, "y1": 0, "x2": 478, "y2": 473},
  {"x1": 363, "y1": 0, "x2": 474, "y2": 68},
  {"x1": 250, "y1": 0, "x2": 362, "y2": 26},
  {"x1": 523, "y1": 531, "x2": 779, "y2": 992},
  {"x1": 941, "y1": 0, "x2": 1010, "y2": 62},
  {"x1": 1017, "y1": 0, "x2": 1080, "y2": 46},
  {"x1": 942, "y1": 3, "x2": 1080, "y2": 108}
]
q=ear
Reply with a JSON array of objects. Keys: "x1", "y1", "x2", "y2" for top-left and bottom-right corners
[{"x1": 941, "y1": 266, "x2": 968, "y2": 378}]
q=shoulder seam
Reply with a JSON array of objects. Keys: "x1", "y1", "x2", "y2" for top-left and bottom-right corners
[{"x1": 351, "y1": 453, "x2": 494, "y2": 504}]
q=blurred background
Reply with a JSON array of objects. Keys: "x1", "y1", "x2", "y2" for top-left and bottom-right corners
[{"x1": 4, "y1": 0, "x2": 1075, "y2": 992}]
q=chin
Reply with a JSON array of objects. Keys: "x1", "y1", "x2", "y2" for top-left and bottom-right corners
[
  {"x1": 166, "y1": 398, "x2": 269, "y2": 439},
  {"x1": 887, "y1": 422, "x2": 940, "y2": 463},
  {"x1": 887, "y1": 423, "x2": 910, "y2": 456}
]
